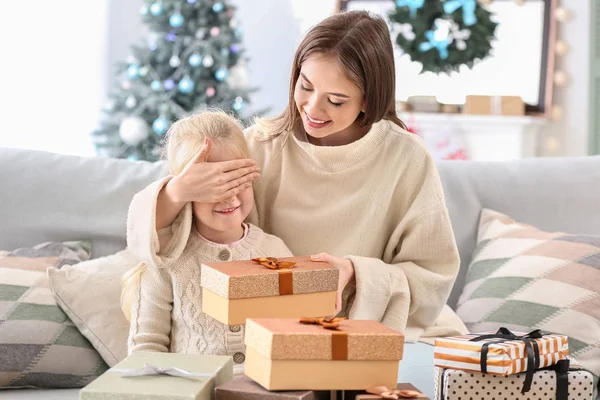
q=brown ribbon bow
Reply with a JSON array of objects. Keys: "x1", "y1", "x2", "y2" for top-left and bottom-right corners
[
  {"x1": 252, "y1": 257, "x2": 296, "y2": 295},
  {"x1": 299, "y1": 316, "x2": 348, "y2": 360},
  {"x1": 251, "y1": 257, "x2": 296, "y2": 270},
  {"x1": 365, "y1": 386, "x2": 424, "y2": 399}
]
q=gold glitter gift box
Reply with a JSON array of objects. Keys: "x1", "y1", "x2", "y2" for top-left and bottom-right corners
[
  {"x1": 243, "y1": 318, "x2": 405, "y2": 391},
  {"x1": 200, "y1": 256, "x2": 339, "y2": 325}
]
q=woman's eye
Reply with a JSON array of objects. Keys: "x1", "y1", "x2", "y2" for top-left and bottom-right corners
[
  {"x1": 300, "y1": 84, "x2": 312, "y2": 91},
  {"x1": 328, "y1": 99, "x2": 343, "y2": 107}
]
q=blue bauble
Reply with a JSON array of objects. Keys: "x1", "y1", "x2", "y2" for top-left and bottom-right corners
[
  {"x1": 233, "y1": 100, "x2": 244, "y2": 111},
  {"x1": 169, "y1": 13, "x2": 184, "y2": 28},
  {"x1": 221, "y1": 48, "x2": 229, "y2": 57},
  {"x1": 152, "y1": 117, "x2": 169, "y2": 135},
  {"x1": 178, "y1": 77, "x2": 195, "y2": 94},
  {"x1": 189, "y1": 53, "x2": 202, "y2": 67},
  {"x1": 127, "y1": 64, "x2": 140, "y2": 79},
  {"x1": 215, "y1": 68, "x2": 228, "y2": 81},
  {"x1": 150, "y1": 2, "x2": 163, "y2": 16},
  {"x1": 234, "y1": 28, "x2": 243, "y2": 39},
  {"x1": 140, "y1": 6, "x2": 149, "y2": 15},
  {"x1": 127, "y1": 154, "x2": 139, "y2": 161},
  {"x1": 151, "y1": 80, "x2": 162, "y2": 91},
  {"x1": 212, "y1": 2, "x2": 224, "y2": 12}
]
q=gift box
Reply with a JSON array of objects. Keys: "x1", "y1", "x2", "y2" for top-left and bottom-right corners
[
  {"x1": 243, "y1": 317, "x2": 404, "y2": 391},
  {"x1": 341, "y1": 383, "x2": 429, "y2": 399},
  {"x1": 80, "y1": 351, "x2": 233, "y2": 400},
  {"x1": 215, "y1": 375, "x2": 336, "y2": 400},
  {"x1": 434, "y1": 328, "x2": 568, "y2": 376},
  {"x1": 434, "y1": 359, "x2": 594, "y2": 400},
  {"x1": 462, "y1": 95, "x2": 525, "y2": 116},
  {"x1": 201, "y1": 256, "x2": 338, "y2": 325}
]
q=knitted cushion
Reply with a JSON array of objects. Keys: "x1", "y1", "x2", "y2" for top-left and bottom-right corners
[
  {"x1": 0, "y1": 241, "x2": 108, "y2": 388},
  {"x1": 456, "y1": 209, "x2": 600, "y2": 378}
]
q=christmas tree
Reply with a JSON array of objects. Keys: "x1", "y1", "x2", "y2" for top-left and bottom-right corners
[{"x1": 93, "y1": 0, "x2": 256, "y2": 161}]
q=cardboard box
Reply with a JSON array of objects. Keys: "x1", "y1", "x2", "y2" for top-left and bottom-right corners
[
  {"x1": 201, "y1": 256, "x2": 338, "y2": 325},
  {"x1": 244, "y1": 318, "x2": 404, "y2": 391},
  {"x1": 463, "y1": 95, "x2": 525, "y2": 116},
  {"x1": 80, "y1": 351, "x2": 233, "y2": 400}
]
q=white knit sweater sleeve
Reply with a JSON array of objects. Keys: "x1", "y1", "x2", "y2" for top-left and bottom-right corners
[
  {"x1": 128, "y1": 264, "x2": 174, "y2": 353},
  {"x1": 126, "y1": 176, "x2": 193, "y2": 268},
  {"x1": 346, "y1": 153, "x2": 464, "y2": 340}
]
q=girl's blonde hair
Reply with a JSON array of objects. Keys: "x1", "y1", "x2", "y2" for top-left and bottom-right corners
[{"x1": 120, "y1": 109, "x2": 249, "y2": 321}]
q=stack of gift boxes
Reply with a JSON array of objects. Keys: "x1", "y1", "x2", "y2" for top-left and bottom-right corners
[
  {"x1": 433, "y1": 328, "x2": 595, "y2": 400},
  {"x1": 80, "y1": 256, "x2": 423, "y2": 400}
]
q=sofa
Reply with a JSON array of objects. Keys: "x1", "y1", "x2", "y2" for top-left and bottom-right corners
[{"x1": 1, "y1": 147, "x2": 599, "y2": 400}]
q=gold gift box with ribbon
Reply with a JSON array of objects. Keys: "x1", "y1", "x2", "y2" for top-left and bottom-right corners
[
  {"x1": 80, "y1": 351, "x2": 233, "y2": 400},
  {"x1": 200, "y1": 256, "x2": 339, "y2": 325},
  {"x1": 243, "y1": 317, "x2": 405, "y2": 391}
]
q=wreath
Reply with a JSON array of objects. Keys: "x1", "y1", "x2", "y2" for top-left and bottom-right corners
[{"x1": 389, "y1": 0, "x2": 498, "y2": 74}]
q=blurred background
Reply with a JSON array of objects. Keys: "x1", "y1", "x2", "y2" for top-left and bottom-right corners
[{"x1": 0, "y1": 0, "x2": 596, "y2": 162}]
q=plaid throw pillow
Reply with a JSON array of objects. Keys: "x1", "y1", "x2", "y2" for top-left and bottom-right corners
[
  {"x1": 456, "y1": 209, "x2": 600, "y2": 378},
  {"x1": 0, "y1": 241, "x2": 108, "y2": 388}
]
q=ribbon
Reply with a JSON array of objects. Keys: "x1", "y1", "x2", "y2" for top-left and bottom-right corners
[
  {"x1": 252, "y1": 257, "x2": 296, "y2": 295},
  {"x1": 396, "y1": 0, "x2": 425, "y2": 18},
  {"x1": 443, "y1": 0, "x2": 477, "y2": 26},
  {"x1": 418, "y1": 30, "x2": 449, "y2": 59},
  {"x1": 469, "y1": 327, "x2": 543, "y2": 394},
  {"x1": 300, "y1": 317, "x2": 348, "y2": 360},
  {"x1": 365, "y1": 385, "x2": 425, "y2": 399},
  {"x1": 111, "y1": 363, "x2": 216, "y2": 379}
]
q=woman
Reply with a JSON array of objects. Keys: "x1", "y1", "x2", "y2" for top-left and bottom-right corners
[{"x1": 127, "y1": 10, "x2": 467, "y2": 395}]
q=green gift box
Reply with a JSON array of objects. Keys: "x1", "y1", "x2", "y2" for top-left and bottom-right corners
[{"x1": 80, "y1": 351, "x2": 233, "y2": 400}]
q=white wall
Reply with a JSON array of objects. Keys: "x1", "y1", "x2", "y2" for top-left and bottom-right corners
[
  {"x1": 0, "y1": 1, "x2": 108, "y2": 156},
  {"x1": 540, "y1": 0, "x2": 591, "y2": 157}
]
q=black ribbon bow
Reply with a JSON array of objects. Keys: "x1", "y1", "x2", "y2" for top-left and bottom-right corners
[{"x1": 469, "y1": 327, "x2": 543, "y2": 394}]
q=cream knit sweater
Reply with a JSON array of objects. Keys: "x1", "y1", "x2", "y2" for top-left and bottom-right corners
[
  {"x1": 129, "y1": 119, "x2": 468, "y2": 345},
  {"x1": 126, "y1": 178, "x2": 292, "y2": 364}
]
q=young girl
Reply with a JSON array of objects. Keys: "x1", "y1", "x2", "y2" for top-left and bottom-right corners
[{"x1": 122, "y1": 110, "x2": 292, "y2": 370}]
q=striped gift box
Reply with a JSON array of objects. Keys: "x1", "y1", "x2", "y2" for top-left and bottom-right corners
[{"x1": 434, "y1": 331, "x2": 569, "y2": 376}]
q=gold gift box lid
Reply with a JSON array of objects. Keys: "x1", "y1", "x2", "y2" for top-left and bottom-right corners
[
  {"x1": 244, "y1": 318, "x2": 404, "y2": 361},
  {"x1": 201, "y1": 256, "x2": 339, "y2": 299}
]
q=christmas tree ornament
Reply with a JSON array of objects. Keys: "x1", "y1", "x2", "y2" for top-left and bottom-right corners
[
  {"x1": 140, "y1": 5, "x2": 149, "y2": 16},
  {"x1": 230, "y1": 44, "x2": 240, "y2": 54},
  {"x1": 127, "y1": 154, "x2": 139, "y2": 161},
  {"x1": 189, "y1": 53, "x2": 202, "y2": 66},
  {"x1": 169, "y1": 55, "x2": 181, "y2": 67},
  {"x1": 127, "y1": 64, "x2": 140, "y2": 79},
  {"x1": 202, "y1": 54, "x2": 214, "y2": 67},
  {"x1": 125, "y1": 96, "x2": 138, "y2": 109},
  {"x1": 121, "y1": 80, "x2": 132, "y2": 90},
  {"x1": 103, "y1": 99, "x2": 116, "y2": 112},
  {"x1": 395, "y1": 0, "x2": 425, "y2": 18},
  {"x1": 443, "y1": 0, "x2": 477, "y2": 26},
  {"x1": 187, "y1": 0, "x2": 197, "y2": 3},
  {"x1": 227, "y1": 63, "x2": 249, "y2": 89},
  {"x1": 151, "y1": 80, "x2": 162, "y2": 91},
  {"x1": 166, "y1": 31, "x2": 177, "y2": 42},
  {"x1": 555, "y1": 40, "x2": 570, "y2": 56},
  {"x1": 555, "y1": 7, "x2": 574, "y2": 22},
  {"x1": 152, "y1": 116, "x2": 170, "y2": 135},
  {"x1": 164, "y1": 79, "x2": 176, "y2": 90},
  {"x1": 206, "y1": 87, "x2": 216, "y2": 97},
  {"x1": 119, "y1": 117, "x2": 149, "y2": 146},
  {"x1": 195, "y1": 28, "x2": 206, "y2": 39},
  {"x1": 210, "y1": 27, "x2": 220, "y2": 37},
  {"x1": 169, "y1": 12, "x2": 185, "y2": 28},
  {"x1": 221, "y1": 48, "x2": 230, "y2": 57},
  {"x1": 230, "y1": 19, "x2": 238, "y2": 28},
  {"x1": 139, "y1": 66, "x2": 149, "y2": 77},
  {"x1": 554, "y1": 70, "x2": 569, "y2": 87},
  {"x1": 150, "y1": 2, "x2": 164, "y2": 16},
  {"x1": 126, "y1": 55, "x2": 137, "y2": 64},
  {"x1": 233, "y1": 97, "x2": 244, "y2": 111},
  {"x1": 212, "y1": 2, "x2": 224, "y2": 13},
  {"x1": 178, "y1": 76, "x2": 195, "y2": 93},
  {"x1": 233, "y1": 28, "x2": 243, "y2": 39},
  {"x1": 215, "y1": 68, "x2": 228, "y2": 81}
]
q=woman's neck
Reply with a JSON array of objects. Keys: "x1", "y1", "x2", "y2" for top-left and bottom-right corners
[
  {"x1": 194, "y1": 220, "x2": 245, "y2": 245},
  {"x1": 306, "y1": 121, "x2": 371, "y2": 146}
]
